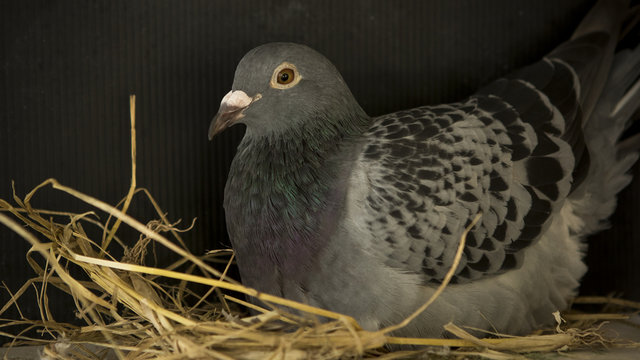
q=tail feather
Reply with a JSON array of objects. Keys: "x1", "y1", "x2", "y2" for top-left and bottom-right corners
[
  {"x1": 591, "y1": 45, "x2": 640, "y2": 144},
  {"x1": 570, "y1": 0, "x2": 628, "y2": 41},
  {"x1": 549, "y1": 0, "x2": 628, "y2": 124},
  {"x1": 621, "y1": 5, "x2": 640, "y2": 39},
  {"x1": 570, "y1": 43, "x2": 640, "y2": 234},
  {"x1": 611, "y1": 71, "x2": 640, "y2": 121},
  {"x1": 618, "y1": 132, "x2": 640, "y2": 160}
]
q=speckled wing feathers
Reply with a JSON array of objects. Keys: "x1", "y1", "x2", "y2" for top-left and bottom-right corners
[{"x1": 360, "y1": 55, "x2": 586, "y2": 284}]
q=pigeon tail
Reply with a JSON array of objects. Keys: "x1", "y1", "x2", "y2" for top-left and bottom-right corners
[
  {"x1": 550, "y1": 0, "x2": 629, "y2": 124},
  {"x1": 568, "y1": 41, "x2": 640, "y2": 235},
  {"x1": 542, "y1": 0, "x2": 640, "y2": 236}
]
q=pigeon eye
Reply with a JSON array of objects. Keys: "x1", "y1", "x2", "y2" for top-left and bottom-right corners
[
  {"x1": 271, "y1": 62, "x2": 301, "y2": 89},
  {"x1": 278, "y1": 69, "x2": 294, "y2": 84}
]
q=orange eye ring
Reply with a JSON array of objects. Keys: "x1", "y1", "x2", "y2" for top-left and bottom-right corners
[{"x1": 270, "y1": 62, "x2": 301, "y2": 89}]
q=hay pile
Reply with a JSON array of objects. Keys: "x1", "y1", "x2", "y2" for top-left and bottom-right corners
[{"x1": 1, "y1": 96, "x2": 639, "y2": 359}]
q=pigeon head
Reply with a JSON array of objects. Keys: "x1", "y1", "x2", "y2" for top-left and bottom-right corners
[{"x1": 208, "y1": 42, "x2": 368, "y2": 139}]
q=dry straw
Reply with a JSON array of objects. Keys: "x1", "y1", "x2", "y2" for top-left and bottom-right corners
[{"x1": 1, "y1": 95, "x2": 639, "y2": 359}]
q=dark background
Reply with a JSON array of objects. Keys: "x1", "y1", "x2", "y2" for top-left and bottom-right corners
[{"x1": 1, "y1": 0, "x2": 638, "y2": 338}]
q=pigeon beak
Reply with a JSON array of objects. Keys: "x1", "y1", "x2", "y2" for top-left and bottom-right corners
[{"x1": 208, "y1": 90, "x2": 262, "y2": 140}]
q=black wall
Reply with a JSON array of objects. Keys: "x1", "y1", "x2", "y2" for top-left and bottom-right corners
[{"x1": 1, "y1": 0, "x2": 638, "y2": 336}]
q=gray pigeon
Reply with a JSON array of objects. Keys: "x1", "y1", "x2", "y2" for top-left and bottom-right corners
[{"x1": 209, "y1": 0, "x2": 640, "y2": 337}]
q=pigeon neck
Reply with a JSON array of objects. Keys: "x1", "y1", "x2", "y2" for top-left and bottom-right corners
[{"x1": 224, "y1": 114, "x2": 368, "y2": 278}]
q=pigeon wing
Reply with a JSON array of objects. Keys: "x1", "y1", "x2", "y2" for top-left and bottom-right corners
[{"x1": 358, "y1": 54, "x2": 590, "y2": 284}]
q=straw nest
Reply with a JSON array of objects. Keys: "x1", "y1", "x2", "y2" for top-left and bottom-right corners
[{"x1": 1, "y1": 96, "x2": 639, "y2": 360}]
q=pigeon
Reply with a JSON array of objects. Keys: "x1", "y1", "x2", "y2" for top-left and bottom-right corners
[{"x1": 209, "y1": 0, "x2": 640, "y2": 338}]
